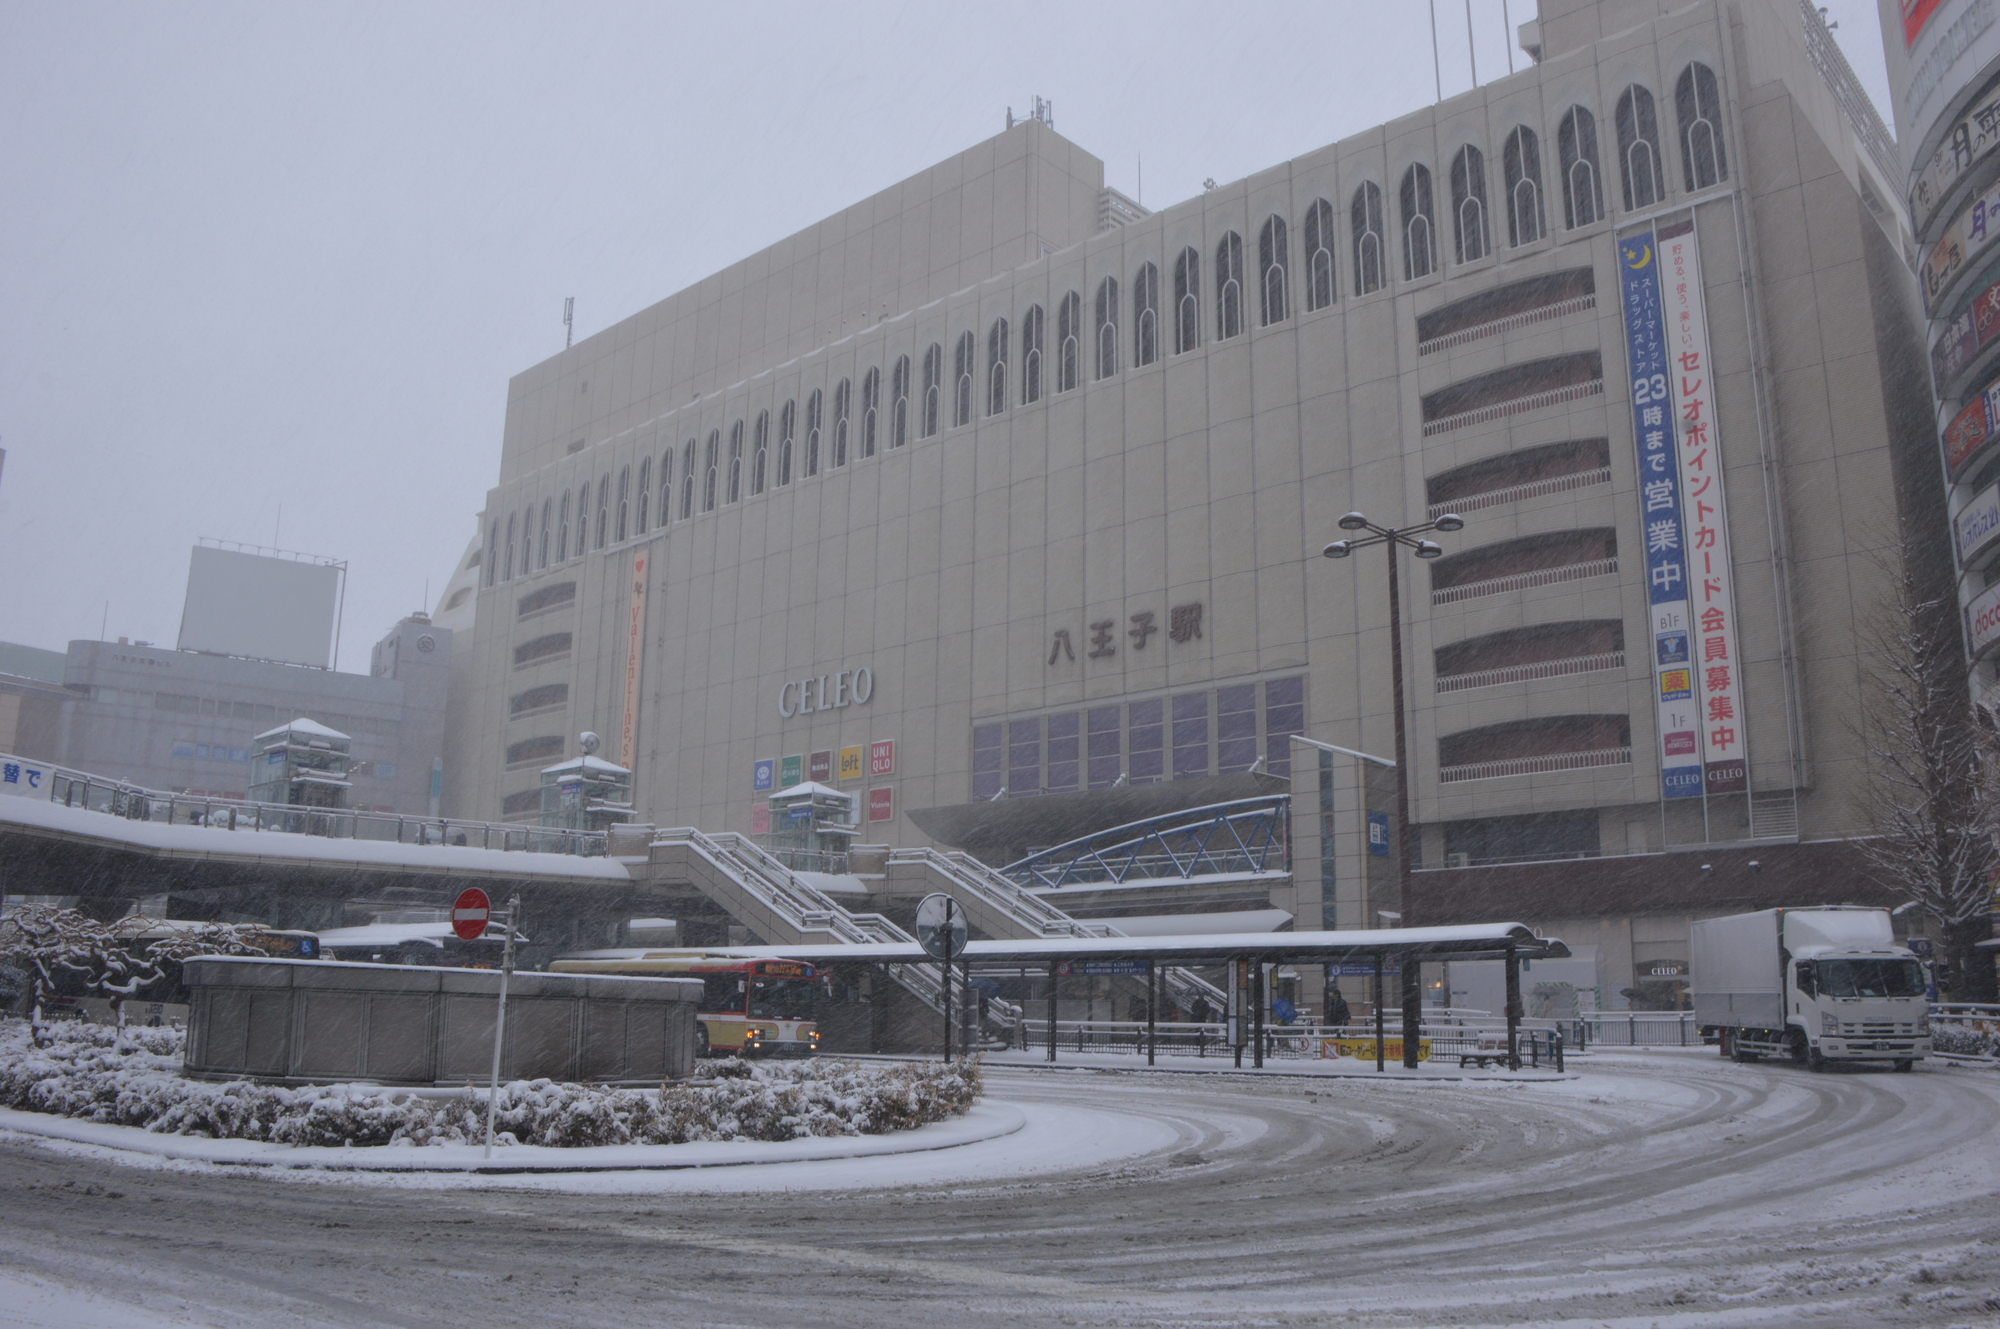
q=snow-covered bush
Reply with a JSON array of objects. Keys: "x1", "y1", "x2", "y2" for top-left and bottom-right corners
[
  {"x1": 0, "y1": 1021, "x2": 980, "y2": 1148},
  {"x1": 1932, "y1": 1023, "x2": 2000, "y2": 1059}
]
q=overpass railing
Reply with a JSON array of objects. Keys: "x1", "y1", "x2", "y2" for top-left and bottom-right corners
[{"x1": 18, "y1": 758, "x2": 606, "y2": 857}]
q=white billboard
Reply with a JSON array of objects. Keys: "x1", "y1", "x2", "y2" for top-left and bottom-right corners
[{"x1": 176, "y1": 546, "x2": 341, "y2": 668}]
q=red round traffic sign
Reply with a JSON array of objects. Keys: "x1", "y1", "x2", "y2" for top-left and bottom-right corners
[{"x1": 452, "y1": 887, "x2": 491, "y2": 941}]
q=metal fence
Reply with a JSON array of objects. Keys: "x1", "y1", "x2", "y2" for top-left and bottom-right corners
[
  {"x1": 1569, "y1": 1011, "x2": 1701, "y2": 1048},
  {"x1": 1011, "y1": 1018, "x2": 1566, "y2": 1068},
  {"x1": 1930, "y1": 1002, "x2": 2000, "y2": 1061}
]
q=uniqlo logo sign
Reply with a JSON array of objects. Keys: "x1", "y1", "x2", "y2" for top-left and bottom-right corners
[{"x1": 869, "y1": 740, "x2": 895, "y2": 776}]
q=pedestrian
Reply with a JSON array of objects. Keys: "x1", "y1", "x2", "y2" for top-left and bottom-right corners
[
  {"x1": 1191, "y1": 995, "x2": 1213, "y2": 1026},
  {"x1": 1328, "y1": 986, "x2": 1352, "y2": 1029}
]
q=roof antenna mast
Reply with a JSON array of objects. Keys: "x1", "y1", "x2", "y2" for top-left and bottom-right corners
[{"x1": 564, "y1": 296, "x2": 575, "y2": 349}]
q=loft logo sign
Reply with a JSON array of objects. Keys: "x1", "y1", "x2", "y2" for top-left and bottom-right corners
[{"x1": 777, "y1": 666, "x2": 875, "y2": 719}]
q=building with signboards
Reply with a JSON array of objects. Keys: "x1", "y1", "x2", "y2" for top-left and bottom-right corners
[{"x1": 452, "y1": 0, "x2": 1945, "y2": 1010}]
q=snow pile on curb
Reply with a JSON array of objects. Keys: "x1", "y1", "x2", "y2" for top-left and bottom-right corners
[{"x1": 0, "y1": 1021, "x2": 980, "y2": 1147}]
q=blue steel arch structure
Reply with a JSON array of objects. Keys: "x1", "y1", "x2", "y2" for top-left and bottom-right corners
[{"x1": 1000, "y1": 795, "x2": 1289, "y2": 891}]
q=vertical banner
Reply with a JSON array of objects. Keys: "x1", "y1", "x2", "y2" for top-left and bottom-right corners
[
  {"x1": 1657, "y1": 219, "x2": 1748, "y2": 794},
  {"x1": 1618, "y1": 230, "x2": 1704, "y2": 800},
  {"x1": 619, "y1": 552, "x2": 649, "y2": 768}
]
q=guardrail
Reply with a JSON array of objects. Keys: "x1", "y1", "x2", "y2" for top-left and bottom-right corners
[
  {"x1": 1931, "y1": 1002, "x2": 2000, "y2": 1061},
  {"x1": 30, "y1": 761, "x2": 606, "y2": 857},
  {"x1": 1569, "y1": 1011, "x2": 1700, "y2": 1048}
]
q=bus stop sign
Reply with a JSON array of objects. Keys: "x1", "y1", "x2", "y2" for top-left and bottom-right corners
[{"x1": 452, "y1": 888, "x2": 491, "y2": 941}]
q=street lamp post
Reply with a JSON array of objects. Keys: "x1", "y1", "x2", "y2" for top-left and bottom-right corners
[{"x1": 1323, "y1": 509, "x2": 1462, "y2": 1068}]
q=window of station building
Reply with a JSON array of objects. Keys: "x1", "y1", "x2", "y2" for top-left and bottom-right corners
[
  {"x1": 1558, "y1": 104, "x2": 1605, "y2": 229},
  {"x1": 1615, "y1": 84, "x2": 1666, "y2": 210},
  {"x1": 750, "y1": 411, "x2": 769, "y2": 494},
  {"x1": 508, "y1": 684, "x2": 572, "y2": 716},
  {"x1": 778, "y1": 401, "x2": 795, "y2": 486},
  {"x1": 578, "y1": 481, "x2": 593, "y2": 549},
  {"x1": 1424, "y1": 434, "x2": 1609, "y2": 511},
  {"x1": 1428, "y1": 528, "x2": 1618, "y2": 601},
  {"x1": 486, "y1": 520, "x2": 499, "y2": 586},
  {"x1": 503, "y1": 512, "x2": 516, "y2": 581},
  {"x1": 1415, "y1": 268, "x2": 1595, "y2": 349},
  {"x1": 952, "y1": 334, "x2": 973, "y2": 428},
  {"x1": 832, "y1": 378, "x2": 851, "y2": 466},
  {"x1": 1020, "y1": 306, "x2": 1044, "y2": 402},
  {"x1": 501, "y1": 789, "x2": 541, "y2": 820},
  {"x1": 1057, "y1": 291, "x2": 1081, "y2": 391},
  {"x1": 658, "y1": 448, "x2": 673, "y2": 523},
  {"x1": 861, "y1": 368, "x2": 881, "y2": 457},
  {"x1": 442, "y1": 586, "x2": 471, "y2": 613},
  {"x1": 805, "y1": 390, "x2": 823, "y2": 477},
  {"x1": 1215, "y1": 232, "x2": 1244, "y2": 340},
  {"x1": 1045, "y1": 712, "x2": 1080, "y2": 792},
  {"x1": 680, "y1": 441, "x2": 696, "y2": 519},
  {"x1": 615, "y1": 465, "x2": 631, "y2": 540},
  {"x1": 513, "y1": 632, "x2": 572, "y2": 669},
  {"x1": 987, "y1": 318, "x2": 1009, "y2": 415},
  {"x1": 1503, "y1": 125, "x2": 1547, "y2": 246},
  {"x1": 972, "y1": 723, "x2": 1003, "y2": 800},
  {"x1": 726, "y1": 421, "x2": 744, "y2": 502},
  {"x1": 1419, "y1": 350, "x2": 1603, "y2": 429},
  {"x1": 1438, "y1": 714, "x2": 1630, "y2": 782},
  {"x1": 1400, "y1": 165, "x2": 1437, "y2": 280},
  {"x1": 1449, "y1": 145, "x2": 1490, "y2": 264},
  {"x1": 921, "y1": 342, "x2": 942, "y2": 436},
  {"x1": 1094, "y1": 277, "x2": 1119, "y2": 379},
  {"x1": 538, "y1": 498, "x2": 552, "y2": 569},
  {"x1": 1173, "y1": 247, "x2": 1201, "y2": 352},
  {"x1": 1675, "y1": 62, "x2": 1727, "y2": 190},
  {"x1": 596, "y1": 474, "x2": 612, "y2": 546},
  {"x1": 702, "y1": 431, "x2": 719, "y2": 512},
  {"x1": 1008, "y1": 717, "x2": 1042, "y2": 795},
  {"x1": 516, "y1": 581, "x2": 575, "y2": 620},
  {"x1": 1442, "y1": 809, "x2": 1600, "y2": 868},
  {"x1": 1133, "y1": 261, "x2": 1159, "y2": 366},
  {"x1": 505, "y1": 735, "x2": 566, "y2": 770},
  {"x1": 1302, "y1": 199, "x2": 1336, "y2": 311},
  {"x1": 1087, "y1": 705, "x2": 1121, "y2": 787},
  {"x1": 635, "y1": 458, "x2": 650, "y2": 534},
  {"x1": 1351, "y1": 182, "x2": 1385, "y2": 295},
  {"x1": 1434, "y1": 620, "x2": 1624, "y2": 690},
  {"x1": 1258, "y1": 216, "x2": 1288, "y2": 325},
  {"x1": 891, "y1": 356, "x2": 911, "y2": 446},
  {"x1": 1172, "y1": 692, "x2": 1210, "y2": 780}
]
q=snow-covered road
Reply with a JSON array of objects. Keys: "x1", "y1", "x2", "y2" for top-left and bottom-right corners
[{"x1": 1, "y1": 1051, "x2": 1996, "y2": 1327}]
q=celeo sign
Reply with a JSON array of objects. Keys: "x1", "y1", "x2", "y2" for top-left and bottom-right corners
[{"x1": 777, "y1": 666, "x2": 874, "y2": 718}]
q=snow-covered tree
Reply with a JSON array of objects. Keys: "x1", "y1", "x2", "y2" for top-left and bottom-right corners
[
  {"x1": 0, "y1": 907, "x2": 118, "y2": 1046},
  {"x1": 0, "y1": 908, "x2": 269, "y2": 1044},
  {"x1": 1857, "y1": 562, "x2": 1999, "y2": 1003}
]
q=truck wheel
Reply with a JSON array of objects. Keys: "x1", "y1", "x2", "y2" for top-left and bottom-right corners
[
  {"x1": 1807, "y1": 1045, "x2": 1827, "y2": 1073},
  {"x1": 1787, "y1": 1029, "x2": 1810, "y2": 1067},
  {"x1": 1894, "y1": 1059, "x2": 1914, "y2": 1073},
  {"x1": 1719, "y1": 1029, "x2": 1733, "y2": 1060},
  {"x1": 1733, "y1": 1040, "x2": 1758, "y2": 1063}
]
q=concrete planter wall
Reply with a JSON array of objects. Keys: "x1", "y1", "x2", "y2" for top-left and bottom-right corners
[{"x1": 182, "y1": 957, "x2": 700, "y2": 1086}]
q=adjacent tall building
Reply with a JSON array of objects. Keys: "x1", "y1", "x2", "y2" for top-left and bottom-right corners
[{"x1": 454, "y1": 0, "x2": 1945, "y2": 1009}]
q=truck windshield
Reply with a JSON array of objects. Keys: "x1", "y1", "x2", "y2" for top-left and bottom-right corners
[
  {"x1": 1815, "y1": 959, "x2": 1925, "y2": 998},
  {"x1": 749, "y1": 977, "x2": 817, "y2": 1020}
]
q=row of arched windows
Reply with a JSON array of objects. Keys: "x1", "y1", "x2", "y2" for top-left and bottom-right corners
[{"x1": 485, "y1": 65, "x2": 1729, "y2": 585}]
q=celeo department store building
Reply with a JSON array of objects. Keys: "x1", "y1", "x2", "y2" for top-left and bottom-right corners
[{"x1": 451, "y1": 0, "x2": 1942, "y2": 1008}]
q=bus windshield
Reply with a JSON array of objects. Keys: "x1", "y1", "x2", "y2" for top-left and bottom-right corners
[
  {"x1": 1816, "y1": 959, "x2": 1926, "y2": 998},
  {"x1": 749, "y1": 977, "x2": 818, "y2": 1020}
]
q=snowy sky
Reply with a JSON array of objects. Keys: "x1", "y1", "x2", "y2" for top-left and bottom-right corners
[{"x1": 0, "y1": 1, "x2": 1894, "y2": 669}]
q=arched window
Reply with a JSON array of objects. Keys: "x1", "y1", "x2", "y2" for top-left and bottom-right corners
[
  {"x1": 503, "y1": 512, "x2": 516, "y2": 581},
  {"x1": 539, "y1": 498, "x2": 552, "y2": 569},
  {"x1": 832, "y1": 379, "x2": 850, "y2": 467},
  {"x1": 725, "y1": 421, "x2": 743, "y2": 503},
  {"x1": 596, "y1": 475, "x2": 610, "y2": 547},
  {"x1": 921, "y1": 342, "x2": 942, "y2": 436},
  {"x1": 891, "y1": 356, "x2": 911, "y2": 447},
  {"x1": 1352, "y1": 183, "x2": 1385, "y2": 294},
  {"x1": 657, "y1": 450, "x2": 672, "y2": 524},
  {"x1": 1057, "y1": 291, "x2": 1082, "y2": 391},
  {"x1": 1675, "y1": 62, "x2": 1728, "y2": 191},
  {"x1": 1616, "y1": 85, "x2": 1666, "y2": 210},
  {"x1": 556, "y1": 490, "x2": 571, "y2": 561},
  {"x1": 701, "y1": 431, "x2": 718, "y2": 513},
  {"x1": 1400, "y1": 165, "x2": 1437, "y2": 280},
  {"x1": 486, "y1": 520, "x2": 499, "y2": 586},
  {"x1": 1215, "y1": 232, "x2": 1244, "y2": 339},
  {"x1": 579, "y1": 481, "x2": 593, "y2": 547},
  {"x1": 635, "y1": 460, "x2": 650, "y2": 534},
  {"x1": 1133, "y1": 261, "x2": 1159, "y2": 365},
  {"x1": 987, "y1": 317, "x2": 1010, "y2": 415},
  {"x1": 1258, "y1": 216, "x2": 1288, "y2": 325},
  {"x1": 1558, "y1": 105, "x2": 1605, "y2": 229},
  {"x1": 751, "y1": 410, "x2": 769, "y2": 495},
  {"x1": 679, "y1": 443, "x2": 694, "y2": 520},
  {"x1": 1021, "y1": 305, "x2": 1045, "y2": 401},
  {"x1": 1095, "y1": 277, "x2": 1119, "y2": 379},
  {"x1": 1173, "y1": 247, "x2": 1201, "y2": 352},
  {"x1": 952, "y1": 332, "x2": 974, "y2": 427},
  {"x1": 860, "y1": 368, "x2": 880, "y2": 457},
  {"x1": 1450, "y1": 146, "x2": 1490, "y2": 263},
  {"x1": 1303, "y1": 199, "x2": 1335, "y2": 311},
  {"x1": 615, "y1": 465, "x2": 631, "y2": 542},
  {"x1": 1503, "y1": 126, "x2": 1546, "y2": 246},
  {"x1": 805, "y1": 388, "x2": 823, "y2": 476},
  {"x1": 778, "y1": 400, "x2": 795, "y2": 486}
]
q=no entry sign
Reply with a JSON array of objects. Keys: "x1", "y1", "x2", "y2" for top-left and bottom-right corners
[{"x1": 452, "y1": 887, "x2": 491, "y2": 941}]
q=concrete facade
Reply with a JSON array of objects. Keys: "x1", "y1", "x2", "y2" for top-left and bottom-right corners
[{"x1": 454, "y1": 0, "x2": 1940, "y2": 1009}]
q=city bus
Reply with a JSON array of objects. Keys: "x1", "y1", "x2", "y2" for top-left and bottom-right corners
[{"x1": 550, "y1": 952, "x2": 821, "y2": 1058}]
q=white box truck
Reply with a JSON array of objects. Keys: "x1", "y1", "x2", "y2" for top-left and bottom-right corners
[{"x1": 1690, "y1": 907, "x2": 1929, "y2": 1071}]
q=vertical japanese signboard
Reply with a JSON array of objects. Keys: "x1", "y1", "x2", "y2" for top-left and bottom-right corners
[
  {"x1": 1618, "y1": 230, "x2": 1704, "y2": 800},
  {"x1": 619, "y1": 552, "x2": 649, "y2": 769},
  {"x1": 1657, "y1": 219, "x2": 1748, "y2": 794}
]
